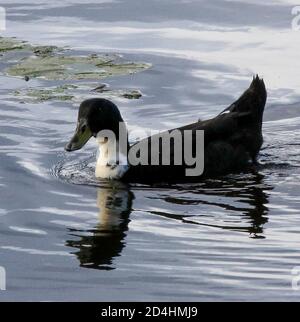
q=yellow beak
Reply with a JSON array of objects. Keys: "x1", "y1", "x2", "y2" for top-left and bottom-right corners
[{"x1": 65, "y1": 121, "x2": 92, "y2": 152}]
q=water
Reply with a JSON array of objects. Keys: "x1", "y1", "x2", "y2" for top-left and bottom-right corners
[{"x1": 0, "y1": 0, "x2": 300, "y2": 301}]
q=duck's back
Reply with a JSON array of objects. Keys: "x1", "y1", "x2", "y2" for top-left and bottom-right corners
[{"x1": 123, "y1": 76, "x2": 267, "y2": 183}]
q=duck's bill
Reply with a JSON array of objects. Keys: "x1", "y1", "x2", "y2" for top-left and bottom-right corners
[{"x1": 65, "y1": 125, "x2": 92, "y2": 152}]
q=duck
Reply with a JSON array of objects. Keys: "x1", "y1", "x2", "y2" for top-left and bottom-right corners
[{"x1": 65, "y1": 75, "x2": 267, "y2": 183}]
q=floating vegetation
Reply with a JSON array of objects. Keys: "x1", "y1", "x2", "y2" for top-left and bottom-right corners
[
  {"x1": 32, "y1": 45, "x2": 58, "y2": 57},
  {"x1": 121, "y1": 90, "x2": 142, "y2": 99},
  {"x1": 14, "y1": 84, "x2": 143, "y2": 103},
  {"x1": 0, "y1": 37, "x2": 30, "y2": 52},
  {"x1": 0, "y1": 36, "x2": 150, "y2": 103},
  {"x1": 91, "y1": 84, "x2": 142, "y2": 99},
  {"x1": 7, "y1": 54, "x2": 149, "y2": 81},
  {"x1": 14, "y1": 85, "x2": 76, "y2": 102}
]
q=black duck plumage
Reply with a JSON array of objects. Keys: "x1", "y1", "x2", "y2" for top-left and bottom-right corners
[
  {"x1": 122, "y1": 75, "x2": 267, "y2": 183},
  {"x1": 65, "y1": 76, "x2": 267, "y2": 183}
]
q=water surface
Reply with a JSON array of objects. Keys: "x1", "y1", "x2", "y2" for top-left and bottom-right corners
[{"x1": 0, "y1": 0, "x2": 300, "y2": 301}]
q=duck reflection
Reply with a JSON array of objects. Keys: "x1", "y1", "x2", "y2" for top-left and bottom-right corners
[
  {"x1": 67, "y1": 170, "x2": 271, "y2": 270},
  {"x1": 147, "y1": 171, "x2": 271, "y2": 238},
  {"x1": 66, "y1": 182, "x2": 133, "y2": 270}
]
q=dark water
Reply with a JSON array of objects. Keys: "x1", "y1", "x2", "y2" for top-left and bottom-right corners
[{"x1": 0, "y1": 0, "x2": 300, "y2": 301}]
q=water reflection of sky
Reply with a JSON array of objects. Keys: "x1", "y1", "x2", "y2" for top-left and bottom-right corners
[
  {"x1": 2, "y1": 0, "x2": 300, "y2": 100},
  {"x1": 1, "y1": 0, "x2": 300, "y2": 301}
]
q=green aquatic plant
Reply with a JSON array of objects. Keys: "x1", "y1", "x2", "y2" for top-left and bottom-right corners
[
  {"x1": 0, "y1": 37, "x2": 30, "y2": 52},
  {"x1": 32, "y1": 45, "x2": 58, "y2": 57},
  {"x1": 0, "y1": 36, "x2": 150, "y2": 103},
  {"x1": 122, "y1": 90, "x2": 142, "y2": 99},
  {"x1": 6, "y1": 53, "x2": 150, "y2": 81},
  {"x1": 14, "y1": 85, "x2": 143, "y2": 103},
  {"x1": 14, "y1": 87, "x2": 74, "y2": 102}
]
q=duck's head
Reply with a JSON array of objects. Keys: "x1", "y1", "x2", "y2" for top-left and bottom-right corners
[{"x1": 65, "y1": 98, "x2": 124, "y2": 152}]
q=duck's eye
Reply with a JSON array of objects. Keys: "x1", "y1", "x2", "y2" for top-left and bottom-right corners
[{"x1": 81, "y1": 125, "x2": 87, "y2": 133}]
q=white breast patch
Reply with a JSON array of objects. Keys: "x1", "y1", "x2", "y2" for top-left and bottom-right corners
[{"x1": 95, "y1": 137, "x2": 129, "y2": 180}]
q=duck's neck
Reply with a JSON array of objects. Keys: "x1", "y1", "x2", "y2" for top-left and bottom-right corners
[{"x1": 95, "y1": 133, "x2": 129, "y2": 180}]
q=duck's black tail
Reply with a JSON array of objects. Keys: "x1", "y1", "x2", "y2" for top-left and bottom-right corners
[{"x1": 220, "y1": 75, "x2": 267, "y2": 122}]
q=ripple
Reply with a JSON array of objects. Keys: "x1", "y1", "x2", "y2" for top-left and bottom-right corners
[
  {"x1": 52, "y1": 153, "x2": 102, "y2": 187},
  {"x1": 1, "y1": 246, "x2": 72, "y2": 256},
  {"x1": 9, "y1": 226, "x2": 47, "y2": 235},
  {"x1": 1, "y1": 0, "x2": 300, "y2": 301}
]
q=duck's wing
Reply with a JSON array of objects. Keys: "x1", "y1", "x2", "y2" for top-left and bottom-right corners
[
  {"x1": 188, "y1": 75, "x2": 267, "y2": 162},
  {"x1": 123, "y1": 76, "x2": 267, "y2": 182},
  {"x1": 136, "y1": 75, "x2": 266, "y2": 144}
]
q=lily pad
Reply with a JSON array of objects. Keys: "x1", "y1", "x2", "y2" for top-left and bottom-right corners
[
  {"x1": 32, "y1": 45, "x2": 58, "y2": 57},
  {"x1": 0, "y1": 37, "x2": 30, "y2": 52},
  {"x1": 14, "y1": 84, "x2": 143, "y2": 103},
  {"x1": 14, "y1": 86, "x2": 75, "y2": 102},
  {"x1": 0, "y1": 36, "x2": 150, "y2": 104},
  {"x1": 91, "y1": 84, "x2": 142, "y2": 98},
  {"x1": 6, "y1": 53, "x2": 150, "y2": 81}
]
